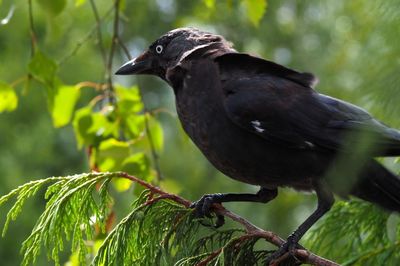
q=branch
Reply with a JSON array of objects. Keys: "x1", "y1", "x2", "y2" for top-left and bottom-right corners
[
  {"x1": 143, "y1": 112, "x2": 164, "y2": 182},
  {"x1": 103, "y1": 0, "x2": 121, "y2": 104},
  {"x1": 58, "y1": 5, "x2": 114, "y2": 65},
  {"x1": 27, "y1": 0, "x2": 36, "y2": 56},
  {"x1": 116, "y1": 36, "x2": 132, "y2": 60},
  {"x1": 89, "y1": 0, "x2": 107, "y2": 65},
  {"x1": 115, "y1": 172, "x2": 338, "y2": 266},
  {"x1": 116, "y1": 172, "x2": 189, "y2": 207}
]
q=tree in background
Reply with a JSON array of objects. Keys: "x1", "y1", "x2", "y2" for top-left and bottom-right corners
[{"x1": 0, "y1": 0, "x2": 399, "y2": 265}]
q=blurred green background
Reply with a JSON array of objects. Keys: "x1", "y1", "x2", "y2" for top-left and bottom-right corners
[{"x1": 0, "y1": 0, "x2": 399, "y2": 265}]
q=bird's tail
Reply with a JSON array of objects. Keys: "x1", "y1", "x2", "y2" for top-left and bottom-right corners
[{"x1": 351, "y1": 160, "x2": 400, "y2": 212}]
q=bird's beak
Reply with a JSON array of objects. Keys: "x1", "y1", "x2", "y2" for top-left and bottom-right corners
[{"x1": 115, "y1": 51, "x2": 153, "y2": 75}]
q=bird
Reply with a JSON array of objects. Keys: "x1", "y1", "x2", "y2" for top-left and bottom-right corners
[{"x1": 115, "y1": 27, "x2": 400, "y2": 263}]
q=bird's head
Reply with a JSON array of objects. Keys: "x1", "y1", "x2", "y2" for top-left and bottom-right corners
[{"x1": 115, "y1": 27, "x2": 232, "y2": 79}]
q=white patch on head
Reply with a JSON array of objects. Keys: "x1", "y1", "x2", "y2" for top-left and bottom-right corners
[{"x1": 251, "y1": 120, "x2": 265, "y2": 133}]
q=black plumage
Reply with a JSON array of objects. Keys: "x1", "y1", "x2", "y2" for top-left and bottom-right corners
[{"x1": 116, "y1": 28, "x2": 400, "y2": 262}]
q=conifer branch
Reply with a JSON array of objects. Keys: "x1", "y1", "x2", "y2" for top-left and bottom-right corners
[
  {"x1": 115, "y1": 172, "x2": 338, "y2": 265},
  {"x1": 0, "y1": 172, "x2": 339, "y2": 266}
]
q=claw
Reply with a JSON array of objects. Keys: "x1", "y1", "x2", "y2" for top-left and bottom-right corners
[
  {"x1": 201, "y1": 196, "x2": 214, "y2": 218},
  {"x1": 266, "y1": 235, "x2": 304, "y2": 265},
  {"x1": 190, "y1": 194, "x2": 225, "y2": 227},
  {"x1": 214, "y1": 214, "x2": 225, "y2": 228}
]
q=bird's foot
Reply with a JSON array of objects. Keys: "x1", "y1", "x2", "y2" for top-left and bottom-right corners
[
  {"x1": 266, "y1": 234, "x2": 304, "y2": 265},
  {"x1": 190, "y1": 194, "x2": 225, "y2": 228}
]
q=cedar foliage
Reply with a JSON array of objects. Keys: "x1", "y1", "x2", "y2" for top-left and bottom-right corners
[
  {"x1": 1, "y1": 171, "x2": 399, "y2": 265},
  {"x1": 0, "y1": 172, "x2": 276, "y2": 265}
]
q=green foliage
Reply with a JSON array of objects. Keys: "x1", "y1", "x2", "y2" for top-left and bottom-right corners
[
  {"x1": 28, "y1": 51, "x2": 58, "y2": 87},
  {"x1": 243, "y1": 0, "x2": 268, "y2": 26},
  {"x1": 36, "y1": 0, "x2": 67, "y2": 17},
  {"x1": 95, "y1": 139, "x2": 153, "y2": 186},
  {"x1": 0, "y1": 173, "x2": 115, "y2": 266},
  {"x1": 146, "y1": 114, "x2": 164, "y2": 152},
  {"x1": 175, "y1": 231, "x2": 272, "y2": 265},
  {"x1": 305, "y1": 200, "x2": 400, "y2": 265},
  {"x1": 0, "y1": 81, "x2": 18, "y2": 112},
  {"x1": 93, "y1": 191, "x2": 189, "y2": 265},
  {"x1": 203, "y1": 0, "x2": 216, "y2": 9},
  {"x1": 74, "y1": 0, "x2": 86, "y2": 7},
  {"x1": 51, "y1": 84, "x2": 81, "y2": 127},
  {"x1": 0, "y1": 173, "x2": 275, "y2": 266},
  {"x1": 3, "y1": 171, "x2": 399, "y2": 265},
  {"x1": 73, "y1": 106, "x2": 115, "y2": 148}
]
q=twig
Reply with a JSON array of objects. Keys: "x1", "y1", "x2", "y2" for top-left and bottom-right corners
[
  {"x1": 76, "y1": 81, "x2": 107, "y2": 91},
  {"x1": 115, "y1": 171, "x2": 339, "y2": 266},
  {"x1": 117, "y1": 37, "x2": 132, "y2": 60},
  {"x1": 104, "y1": 0, "x2": 121, "y2": 104},
  {"x1": 115, "y1": 172, "x2": 190, "y2": 207},
  {"x1": 58, "y1": 4, "x2": 114, "y2": 65},
  {"x1": 144, "y1": 112, "x2": 164, "y2": 182},
  {"x1": 10, "y1": 76, "x2": 28, "y2": 88},
  {"x1": 296, "y1": 249, "x2": 339, "y2": 266},
  {"x1": 196, "y1": 248, "x2": 223, "y2": 266},
  {"x1": 215, "y1": 205, "x2": 338, "y2": 265},
  {"x1": 28, "y1": 0, "x2": 36, "y2": 56},
  {"x1": 89, "y1": 0, "x2": 107, "y2": 65}
]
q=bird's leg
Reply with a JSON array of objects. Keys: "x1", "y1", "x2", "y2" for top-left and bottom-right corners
[
  {"x1": 268, "y1": 182, "x2": 334, "y2": 264},
  {"x1": 191, "y1": 187, "x2": 277, "y2": 227}
]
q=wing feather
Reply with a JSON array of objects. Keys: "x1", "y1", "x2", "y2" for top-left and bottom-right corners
[{"x1": 218, "y1": 54, "x2": 400, "y2": 155}]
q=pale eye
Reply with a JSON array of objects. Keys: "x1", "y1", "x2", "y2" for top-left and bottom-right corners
[{"x1": 155, "y1": 45, "x2": 163, "y2": 54}]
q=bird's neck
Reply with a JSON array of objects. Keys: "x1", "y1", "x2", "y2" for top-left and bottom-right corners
[
  {"x1": 181, "y1": 42, "x2": 236, "y2": 62},
  {"x1": 165, "y1": 42, "x2": 235, "y2": 90}
]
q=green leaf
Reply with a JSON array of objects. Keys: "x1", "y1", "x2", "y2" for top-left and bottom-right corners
[
  {"x1": 97, "y1": 138, "x2": 130, "y2": 172},
  {"x1": 51, "y1": 85, "x2": 80, "y2": 127},
  {"x1": 72, "y1": 107, "x2": 118, "y2": 148},
  {"x1": 124, "y1": 114, "x2": 145, "y2": 139},
  {"x1": 28, "y1": 50, "x2": 58, "y2": 86},
  {"x1": 36, "y1": 0, "x2": 67, "y2": 16},
  {"x1": 115, "y1": 85, "x2": 146, "y2": 140},
  {"x1": 203, "y1": 0, "x2": 215, "y2": 9},
  {"x1": 72, "y1": 107, "x2": 92, "y2": 148},
  {"x1": 243, "y1": 0, "x2": 267, "y2": 26},
  {"x1": 121, "y1": 153, "x2": 151, "y2": 180},
  {"x1": 115, "y1": 85, "x2": 143, "y2": 116},
  {"x1": 0, "y1": 81, "x2": 18, "y2": 112},
  {"x1": 113, "y1": 178, "x2": 132, "y2": 192},
  {"x1": 147, "y1": 114, "x2": 164, "y2": 152},
  {"x1": 74, "y1": 0, "x2": 86, "y2": 7}
]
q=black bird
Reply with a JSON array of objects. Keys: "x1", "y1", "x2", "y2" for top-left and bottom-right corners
[{"x1": 116, "y1": 28, "x2": 400, "y2": 262}]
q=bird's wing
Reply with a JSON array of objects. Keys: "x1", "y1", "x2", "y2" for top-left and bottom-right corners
[
  {"x1": 216, "y1": 52, "x2": 319, "y2": 88},
  {"x1": 216, "y1": 54, "x2": 400, "y2": 155}
]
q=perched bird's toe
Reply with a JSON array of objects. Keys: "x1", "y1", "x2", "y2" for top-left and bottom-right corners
[
  {"x1": 189, "y1": 199, "x2": 204, "y2": 218},
  {"x1": 190, "y1": 194, "x2": 225, "y2": 227},
  {"x1": 191, "y1": 194, "x2": 217, "y2": 217},
  {"x1": 201, "y1": 195, "x2": 216, "y2": 218},
  {"x1": 214, "y1": 214, "x2": 225, "y2": 228},
  {"x1": 267, "y1": 237, "x2": 303, "y2": 265},
  {"x1": 267, "y1": 243, "x2": 289, "y2": 263}
]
